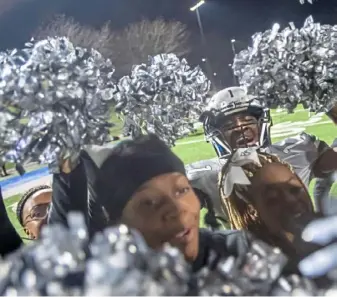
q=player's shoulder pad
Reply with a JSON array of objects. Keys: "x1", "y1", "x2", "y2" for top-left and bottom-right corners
[
  {"x1": 295, "y1": 132, "x2": 321, "y2": 148},
  {"x1": 299, "y1": 132, "x2": 319, "y2": 143},
  {"x1": 185, "y1": 157, "x2": 224, "y2": 181},
  {"x1": 289, "y1": 132, "x2": 318, "y2": 142},
  {"x1": 274, "y1": 132, "x2": 319, "y2": 147}
]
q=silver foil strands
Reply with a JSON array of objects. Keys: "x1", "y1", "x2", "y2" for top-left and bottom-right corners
[
  {"x1": 2, "y1": 213, "x2": 337, "y2": 295},
  {"x1": 0, "y1": 213, "x2": 190, "y2": 296},
  {"x1": 197, "y1": 239, "x2": 332, "y2": 296},
  {"x1": 233, "y1": 16, "x2": 337, "y2": 113},
  {"x1": 197, "y1": 240, "x2": 291, "y2": 295},
  {"x1": 0, "y1": 37, "x2": 117, "y2": 172},
  {"x1": 114, "y1": 53, "x2": 210, "y2": 146},
  {"x1": 300, "y1": 0, "x2": 314, "y2": 4}
]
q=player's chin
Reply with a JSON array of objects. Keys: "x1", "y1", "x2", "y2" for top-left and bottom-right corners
[
  {"x1": 180, "y1": 228, "x2": 199, "y2": 262},
  {"x1": 233, "y1": 141, "x2": 258, "y2": 149},
  {"x1": 247, "y1": 140, "x2": 259, "y2": 147},
  {"x1": 169, "y1": 226, "x2": 199, "y2": 261}
]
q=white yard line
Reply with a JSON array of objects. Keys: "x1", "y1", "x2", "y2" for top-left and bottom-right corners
[
  {"x1": 177, "y1": 119, "x2": 332, "y2": 146},
  {"x1": 177, "y1": 139, "x2": 204, "y2": 146}
]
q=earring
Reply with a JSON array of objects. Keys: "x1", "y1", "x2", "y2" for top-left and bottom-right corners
[{"x1": 248, "y1": 204, "x2": 258, "y2": 217}]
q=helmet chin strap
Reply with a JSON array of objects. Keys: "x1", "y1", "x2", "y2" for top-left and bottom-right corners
[{"x1": 212, "y1": 136, "x2": 231, "y2": 158}]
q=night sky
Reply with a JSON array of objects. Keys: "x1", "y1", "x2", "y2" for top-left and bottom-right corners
[{"x1": 0, "y1": 0, "x2": 336, "y2": 86}]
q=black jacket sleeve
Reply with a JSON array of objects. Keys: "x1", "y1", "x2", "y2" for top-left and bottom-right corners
[
  {"x1": 48, "y1": 157, "x2": 108, "y2": 236},
  {"x1": 192, "y1": 229, "x2": 251, "y2": 272},
  {"x1": 0, "y1": 187, "x2": 22, "y2": 257},
  {"x1": 48, "y1": 161, "x2": 89, "y2": 227}
]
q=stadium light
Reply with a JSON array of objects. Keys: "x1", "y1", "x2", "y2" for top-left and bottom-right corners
[
  {"x1": 190, "y1": 0, "x2": 217, "y2": 89},
  {"x1": 190, "y1": 0, "x2": 205, "y2": 11}
]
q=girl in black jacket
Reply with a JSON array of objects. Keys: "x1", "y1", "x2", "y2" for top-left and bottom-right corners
[
  {"x1": 48, "y1": 135, "x2": 251, "y2": 269},
  {"x1": 80, "y1": 134, "x2": 252, "y2": 269}
]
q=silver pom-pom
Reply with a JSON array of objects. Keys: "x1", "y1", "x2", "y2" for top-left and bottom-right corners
[
  {"x1": 0, "y1": 37, "x2": 117, "y2": 172},
  {"x1": 114, "y1": 53, "x2": 210, "y2": 146},
  {"x1": 198, "y1": 240, "x2": 290, "y2": 296},
  {"x1": 2, "y1": 213, "x2": 337, "y2": 295},
  {"x1": 299, "y1": 0, "x2": 314, "y2": 4},
  {"x1": 233, "y1": 16, "x2": 337, "y2": 113},
  {"x1": 0, "y1": 213, "x2": 190, "y2": 296}
]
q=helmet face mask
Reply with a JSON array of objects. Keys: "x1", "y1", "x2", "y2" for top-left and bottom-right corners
[
  {"x1": 222, "y1": 117, "x2": 260, "y2": 147},
  {"x1": 203, "y1": 88, "x2": 272, "y2": 158}
]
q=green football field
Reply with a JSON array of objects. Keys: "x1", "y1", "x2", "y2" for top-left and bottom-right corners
[{"x1": 4, "y1": 107, "x2": 337, "y2": 237}]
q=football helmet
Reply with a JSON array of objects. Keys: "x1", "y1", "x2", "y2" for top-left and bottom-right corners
[{"x1": 202, "y1": 87, "x2": 272, "y2": 157}]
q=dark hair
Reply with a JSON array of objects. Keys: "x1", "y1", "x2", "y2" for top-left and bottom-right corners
[{"x1": 16, "y1": 185, "x2": 51, "y2": 226}]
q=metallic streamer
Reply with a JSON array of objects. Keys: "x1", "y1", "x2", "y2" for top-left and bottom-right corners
[
  {"x1": 1, "y1": 213, "x2": 335, "y2": 295},
  {"x1": 233, "y1": 16, "x2": 337, "y2": 113},
  {"x1": 0, "y1": 37, "x2": 117, "y2": 172},
  {"x1": 0, "y1": 213, "x2": 190, "y2": 296},
  {"x1": 114, "y1": 53, "x2": 210, "y2": 146}
]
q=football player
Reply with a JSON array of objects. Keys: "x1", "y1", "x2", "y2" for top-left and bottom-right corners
[{"x1": 186, "y1": 86, "x2": 336, "y2": 228}]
